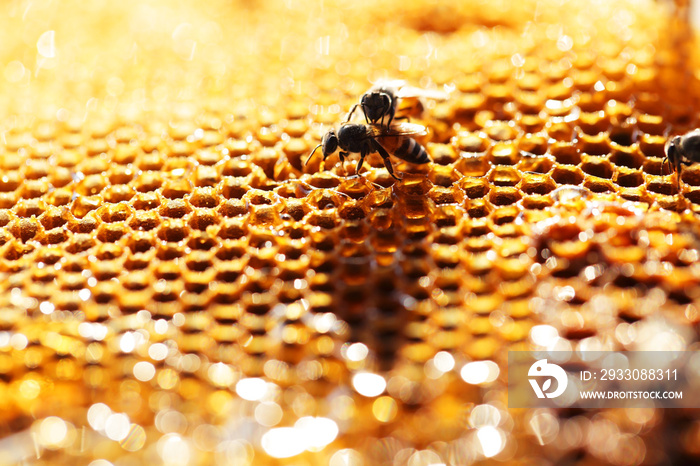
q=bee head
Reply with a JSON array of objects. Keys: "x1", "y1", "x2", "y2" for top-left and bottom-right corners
[
  {"x1": 306, "y1": 129, "x2": 338, "y2": 166},
  {"x1": 321, "y1": 129, "x2": 338, "y2": 158},
  {"x1": 361, "y1": 91, "x2": 392, "y2": 122}
]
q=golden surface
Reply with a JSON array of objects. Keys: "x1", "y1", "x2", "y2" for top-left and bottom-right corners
[{"x1": 0, "y1": 0, "x2": 699, "y2": 464}]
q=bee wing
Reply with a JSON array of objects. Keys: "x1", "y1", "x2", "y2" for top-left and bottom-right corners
[
  {"x1": 370, "y1": 122, "x2": 428, "y2": 138},
  {"x1": 370, "y1": 79, "x2": 407, "y2": 91},
  {"x1": 396, "y1": 85, "x2": 450, "y2": 100}
]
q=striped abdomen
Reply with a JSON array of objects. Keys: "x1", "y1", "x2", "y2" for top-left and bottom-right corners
[{"x1": 393, "y1": 137, "x2": 430, "y2": 164}]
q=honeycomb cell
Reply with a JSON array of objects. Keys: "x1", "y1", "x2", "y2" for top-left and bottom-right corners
[
  {"x1": 552, "y1": 165, "x2": 585, "y2": 185},
  {"x1": 578, "y1": 111, "x2": 611, "y2": 135},
  {"x1": 578, "y1": 132, "x2": 612, "y2": 156},
  {"x1": 488, "y1": 166, "x2": 520, "y2": 187},
  {"x1": 489, "y1": 142, "x2": 519, "y2": 165},
  {"x1": 521, "y1": 173, "x2": 557, "y2": 195},
  {"x1": 581, "y1": 155, "x2": 614, "y2": 179}
]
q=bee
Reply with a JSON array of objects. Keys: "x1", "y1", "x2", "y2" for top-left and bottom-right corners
[
  {"x1": 345, "y1": 79, "x2": 449, "y2": 128},
  {"x1": 306, "y1": 122, "x2": 430, "y2": 180},
  {"x1": 664, "y1": 129, "x2": 700, "y2": 190}
]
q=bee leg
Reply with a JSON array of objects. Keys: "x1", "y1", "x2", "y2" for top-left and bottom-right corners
[
  {"x1": 371, "y1": 140, "x2": 400, "y2": 180},
  {"x1": 356, "y1": 149, "x2": 367, "y2": 175},
  {"x1": 355, "y1": 153, "x2": 368, "y2": 176}
]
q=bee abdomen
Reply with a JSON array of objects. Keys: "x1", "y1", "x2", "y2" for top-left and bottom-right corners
[{"x1": 394, "y1": 137, "x2": 430, "y2": 164}]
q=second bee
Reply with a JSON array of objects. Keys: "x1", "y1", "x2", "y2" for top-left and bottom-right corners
[{"x1": 307, "y1": 122, "x2": 430, "y2": 180}]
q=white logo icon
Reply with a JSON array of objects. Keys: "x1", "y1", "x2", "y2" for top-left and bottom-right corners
[{"x1": 528, "y1": 359, "x2": 568, "y2": 399}]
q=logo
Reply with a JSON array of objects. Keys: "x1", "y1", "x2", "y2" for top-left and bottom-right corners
[{"x1": 528, "y1": 359, "x2": 568, "y2": 399}]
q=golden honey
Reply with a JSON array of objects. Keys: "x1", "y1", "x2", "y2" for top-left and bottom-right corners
[{"x1": 0, "y1": 0, "x2": 699, "y2": 464}]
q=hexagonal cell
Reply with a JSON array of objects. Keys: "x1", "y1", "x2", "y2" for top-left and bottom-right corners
[
  {"x1": 0, "y1": 171, "x2": 21, "y2": 192},
  {"x1": 545, "y1": 82, "x2": 573, "y2": 101},
  {"x1": 581, "y1": 155, "x2": 614, "y2": 179},
  {"x1": 638, "y1": 133, "x2": 667, "y2": 159},
  {"x1": 681, "y1": 166, "x2": 700, "y2": 187},
  {"x1": 483, "y1": 84, "x2": 515, "y2": 107},
  {"x1": 515, "y1": 89, "x2": 546, "y2": 114},
  {"x1": 16, "y1": 199, "x2": 46, "y2": 218},
  {"x1": 521, "y1": 173, "x2": 557, "y2": 194},
  {"x1": 642, "y1": 158, "x2": 666, "y2": 176},
  {"x1": 521, "y1": 194, "x2": 554, "y2": 210},
  {"x1": 609, "y1": 146, "x2": 644, "y2": 169},
  {"x1": 455, "y1": 155, "x2": 490, "y2": 177},
  {"x1": 552, "y1": 166, "x2": 585, "y2": 185},
  {"x1": 453, "y1": 132, "x2": 490, "y2": 153},
  {"x1": 433, "y1": 203, "x2": 463, "y2": 227},
  {"x1": 488, "y1": 187, "x2": 521, "y2": 206},
  {"x1": 162, "y1": 178, "x2": 193, "y2": 200},
  {"x1": 614, "y1": 168, "x2": 644, "y2": 187},
  {"x1": 23, "y1": 160, "x2": 50, "y2": 180},
  {"x1": 517, "y1": 134, "x2": 548, "y2": 156},
  {"x1": 646, "y1": 176, "x2": 678, "y2": 195},
  {"x1": 583, "y1": 176, "x2": 617, "y2": 193},
  {"x1": 545, "y1": 120, "x2": 574, "y2": 141},
  {"x1": 488, "y1": 166, "x2": 521, "y2": 186},
  {"x1": 617, "y1": 186, "x2": 649, "y2": 203},
  {"x1": 517, "y1": 155, "x2": 553, "y2": 174},
  {"x1": 305, "y1": 190, "x2": 344, "y2": 210},
  {"x1": 490, "y1": 205, "x2": 519, "y2": 225},
  {"x1": 459, "y1": 178, "x2": 490, "y2": 199},
  {"x1": 428, "y1": 143, "x2": 459, "y2": 165},
  {"x1": 464, "y1": 198, "x2": 491, "y2": 218},
  {"x1": 483, "y1": 122, "x2": 519, "y2": 141},
  {"x1": 578, "y1": 132, "x2": 611, "y2": 156},
  {"x1": 335, "y1": 178, "x2": 375, "y2": 199},
  {"x1": 516, "y1": 73, "x2": 542, "y2": 92},
  {"x1": 307, "y1": 173, "x2": 341, "y2": 189},
  {"x1": 454, "y1": 93, "x2": 487, "y2": 120},
  {"x1": 338, "y1": 201, "x2": 367, "y2": 220},
  {"x1": 428, "y1": 164, "x2": 461, "y2": 187},
  {"x1": 428, "y1": 186, "x2": 463, "y2": 205},
  {"x1": 683, "y1": 189, "x2": 700, "y2": 204},
  {"x1": 635, "y1": 93, "x2": 664, "y2": 114},
  {"x1": 577, "y1": 91, "x2": 607, "y2": 112},
  {"x1": 608, "y1": 125, "x2": 637, "y2": 147},
  {"x1": 549, "y1": 143, "x2": 581, "y2": 165},
  {"x1": 605, "y1": 100, "x2": 634, "y2": 123},
  {"x1": 543, "y1": 97, "x2": 576, "y2": 118},
  {"x1": 518, "y1": 114, "x2": 546, "y2": 133},
  {"x1": 489, "y1": 142, "x2": 519, "y2": 165},
  {"x1": 636, "y1": 113, "x2": 666, "y2": 136}
]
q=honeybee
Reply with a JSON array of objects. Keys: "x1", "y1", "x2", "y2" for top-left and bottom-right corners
[
  {"x1": 306, "y1": 122, "x2": 430, "y2": 179},
  {"x1": 664, "y1": 129, "x2": 700, "y2": 190},
  {"x1": 345, "y1": 79, "x2": 449, "y2": 128}
]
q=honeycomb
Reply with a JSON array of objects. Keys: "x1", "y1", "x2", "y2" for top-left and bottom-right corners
[{"x1": 1, "y1": 0, "x2": 700, "y2": 464}]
